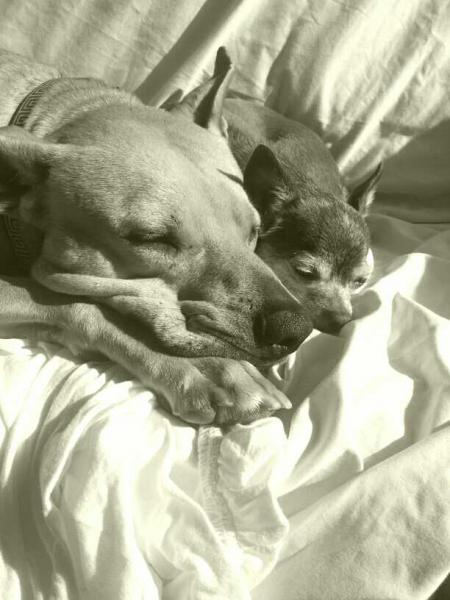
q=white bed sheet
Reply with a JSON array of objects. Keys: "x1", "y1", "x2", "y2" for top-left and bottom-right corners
[
  {"x1": 0, "y1": 0, "x2": 450, "y2": 598},
  {"x1": 1, "y1": 215, "x2": 449, "y2": 600}
]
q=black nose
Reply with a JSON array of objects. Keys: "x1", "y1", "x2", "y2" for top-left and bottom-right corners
[
  {"x1": 315, "y1": 309, "x2": 352, "y2": 335},
  {"x1": 254, "y1": 310, "x2": 312, "y2": 351}
]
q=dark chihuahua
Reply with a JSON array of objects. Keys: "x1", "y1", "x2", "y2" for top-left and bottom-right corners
[{"x1": 224, "y1": 98, "x2": 381, "y2": 334}]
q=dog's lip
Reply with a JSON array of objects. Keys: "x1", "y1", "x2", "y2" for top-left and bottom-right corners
[
  {"x1": 186, "y1": 315, "x2": 290, "y2": 364},
  {"x1": 224, "y1": 337, "x2": 290, "y2": 364},
  {"x1": 213, "y1": 333, "x2": 291, "y2": 364}
]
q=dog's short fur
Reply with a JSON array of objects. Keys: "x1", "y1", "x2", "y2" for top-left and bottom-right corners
[
  {"x1": 223, "y1": 99, "x2": 381, "y2": 334},
  {"x1": 0, "y1": 48, "x2": 312, "y2": 425}
]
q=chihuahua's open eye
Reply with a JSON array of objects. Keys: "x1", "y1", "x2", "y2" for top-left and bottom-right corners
[{"x1": 350, "y1": 277, "x2": 368, "y2": 290}]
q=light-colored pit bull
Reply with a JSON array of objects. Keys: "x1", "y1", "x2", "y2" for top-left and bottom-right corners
[{"x1": 0, "y1": 48, "x2": 312, "y2": 425}]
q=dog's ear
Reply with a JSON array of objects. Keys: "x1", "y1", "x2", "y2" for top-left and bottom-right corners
[
  {"x1": 165, "y1": 47, "x2": 233, "y2": 138},
  {"x1": 159, "y1": 89, "x2": 184, "y2": 111},
  {"x1": 244, "y1": 144, "x2": 288, "y2": 219},
  {"x1": 347, "y1": 162, "x2": 383, "y2": 216},
  {"x1": 0, "y1": 126, "x2": 64, "y2": 213}
]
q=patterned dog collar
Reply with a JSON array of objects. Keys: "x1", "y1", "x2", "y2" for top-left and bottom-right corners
[{"x1": 9, "y1": 77, "x2": 61, "y2": 127}]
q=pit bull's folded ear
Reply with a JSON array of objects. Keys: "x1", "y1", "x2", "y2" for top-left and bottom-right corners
[
  {"x1": 166, "y1": 47, "x2": 233, "y2": 138},
  {"x1": 244, "y1": 144, "x2": 290, "y2": 223},
  {"x1": 0, "y1": 126, "x2": 63, "y2": 213},
  {"x1": 347, "y1": 162, "x2": 383, "y2": 216}
]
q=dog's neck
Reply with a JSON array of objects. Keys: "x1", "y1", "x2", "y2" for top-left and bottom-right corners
[
  {"x1": 0, "y1": 76, "x2": 143, "y2": 276},
  {"x1": 0, "y1": 217, "x2": 19, "y2": 275},
  {"x1": 18, "y1": 76, "x2": 142, "y2": 139}
]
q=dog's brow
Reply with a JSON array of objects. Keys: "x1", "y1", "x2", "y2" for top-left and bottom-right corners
[
  {"x1": 295, "y1": 254, "x2": 332, "y2": 278},
  {"x1": 354, "y1": 264, "x2": 372, "y2": 278},
  {"x1": 352, "y1": 251, "x2": 373, "y2": 277},
  {"x1": 295, "y1": 253, "x2": 318, "y2": 270},
  {"x1": 218, "y1": 170, "x2": 245, "y2": 188}
]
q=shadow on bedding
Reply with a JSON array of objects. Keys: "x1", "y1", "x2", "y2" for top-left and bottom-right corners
[{"x1": 376, "y1": 118, "x2": 450, "y2": 224}]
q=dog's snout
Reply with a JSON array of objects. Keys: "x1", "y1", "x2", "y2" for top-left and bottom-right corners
[
  {"x1": 262, "y1": 282, "x2": 302, "y2": 316},
  {"x1": 254, "y1": 310, "x2": 312, "y2": 352},
  {"x1": 250, "y1": 263, "x2": 312, "y2": 352},
  {"x1": 316, "y1": 308, "x2": 352, "y2": 335}
]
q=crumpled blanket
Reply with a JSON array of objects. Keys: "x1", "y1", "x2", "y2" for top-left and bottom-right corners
[{"x1": 0, "y1": 341, "x2": 289, "y2": 599}]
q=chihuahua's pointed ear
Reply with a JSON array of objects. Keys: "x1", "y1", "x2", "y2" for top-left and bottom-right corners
[
  {"x1": 244, "y1": 144, "x2": 288, "y2": 219},
  {"x1": 348, "y1": 162, "x2": 383, "y2": 216},
  {"x1": 159, "y1": 88, "x2": 184, "y2": 111},
  {"x1": 166, "y1": 47, "x2": 233, "y2": 137},
  {"x1": 0, "y1": 126, "x2": 64, "y2": 213}
]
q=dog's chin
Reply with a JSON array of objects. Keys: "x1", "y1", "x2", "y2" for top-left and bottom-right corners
[
  {"x1": 209, "y1": 337, "x2": 293, "y2": 366},
  {"x1": 313, "y1": 317, "x2": 353, "y2": 336},
  {"x1": 158, "y1": 333, "x2": 289, "y2": 365},
  {"x1": 175, "y1": 324, "x2": 294, "y2": 366}
]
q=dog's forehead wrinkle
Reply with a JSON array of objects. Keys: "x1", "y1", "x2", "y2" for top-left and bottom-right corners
[{"x1": 218, "y1": 169, "x2": 244, "y2": 187}]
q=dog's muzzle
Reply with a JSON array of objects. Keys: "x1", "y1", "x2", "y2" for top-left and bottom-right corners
[
  {"x1": 182, "y1": 301, "x2": 312, "y2": 364},
  {"x1": 253, "y1": 310, "x2": 311, "y2": 351}
]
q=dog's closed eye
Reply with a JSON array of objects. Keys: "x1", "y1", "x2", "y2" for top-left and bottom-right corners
[
  {"x1": 294, "y1": 265, "x2": 319, "y2": 281},
  {"x1": 291, "y1": 253, "x2": 323, "y2": 281},
  {"x1": 123, "y1": 230, "x2": 178, "y2": 251}
]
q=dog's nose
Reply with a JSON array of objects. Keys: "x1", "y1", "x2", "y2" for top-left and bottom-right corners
[
  {"x1": 254, "y1": 268, "x2": 312, "y2": 351},
  {"x1": 254, "y1": 310, "x2": 312, "y2": 351},
  {"x1": 315, "y1": 309, "x2": 352, "y2": 335}
]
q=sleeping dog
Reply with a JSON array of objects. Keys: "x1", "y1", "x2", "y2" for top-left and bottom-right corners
[
  {"x1": 224, "y1": 99, "x2": 381, "y2": 334},
  {"x1": 162, "y1": 87, "x2": 381, "y2": 335},
  {"x1": 0, "y1": 47, "x2": 311, "y2": 425}
]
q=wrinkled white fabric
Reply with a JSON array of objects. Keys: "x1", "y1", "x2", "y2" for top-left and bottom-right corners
[
  {"x1": 255, "y1": 214, "x2": 450, "y2": 599},
  {"x1": 0, "y1": 0, "x2": 450, "y2": 598},
  {"x1": 0, "y1": 347, "x2": 290, "y2": 600},
  {"x1": 1, "y1": 0, "x2": 450, "y2": 187}
]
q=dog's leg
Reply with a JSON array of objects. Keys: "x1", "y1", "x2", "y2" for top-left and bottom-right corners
[
  {"x1": 191, "y1": 357, "x2": 291, "y2": 424},
  {"x1": 0, "y1": 278, "x2": 289, "y2": 425}
]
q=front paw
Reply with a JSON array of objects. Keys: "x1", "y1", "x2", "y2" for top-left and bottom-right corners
[
  {"x1": 191, "y1": 358, "x2": 291, "y2": 425},
  {"x1": 158, "y1": 360, "x2": 233, "y2": 425},
  {"x1": 58, "y1": 303, "x2": 291, "y2": 426}
]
